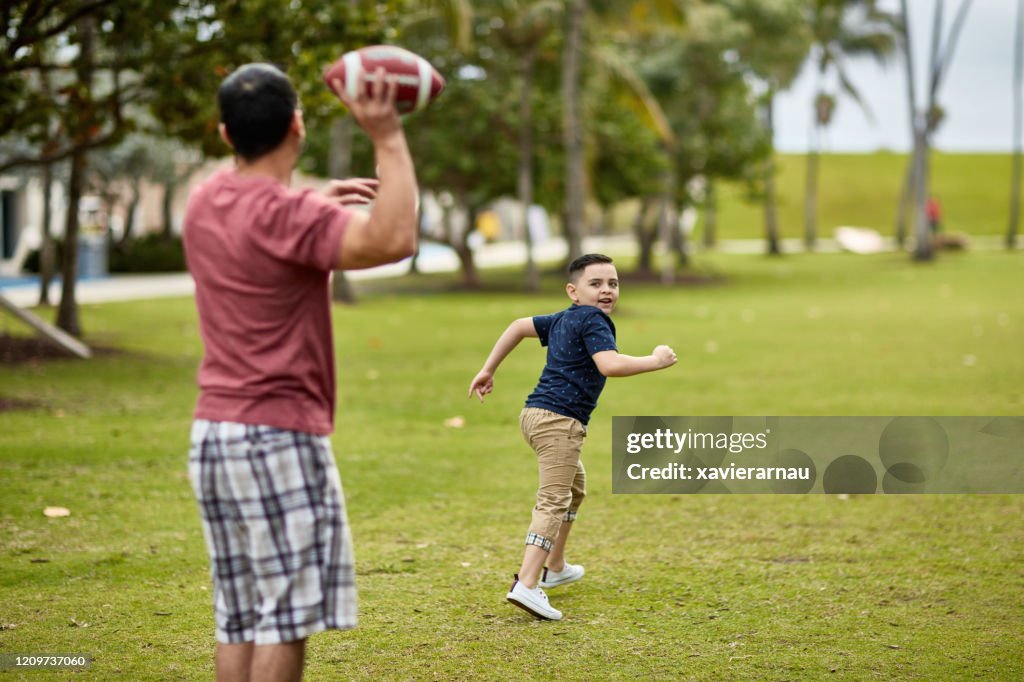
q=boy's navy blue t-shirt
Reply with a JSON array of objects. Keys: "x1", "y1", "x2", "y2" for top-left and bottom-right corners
[{"x1": 525, "y1": 304, "x2": 617, "y2": 425}]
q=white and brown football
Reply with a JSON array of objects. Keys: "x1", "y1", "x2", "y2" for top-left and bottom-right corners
[{"x1": 323, "y1": 45, "x2": 445, "y2": 115}]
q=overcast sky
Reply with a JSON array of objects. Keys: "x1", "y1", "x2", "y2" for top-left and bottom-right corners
[{"x1": 773, "y1": 0, "x2": 1019, "y2": 153}]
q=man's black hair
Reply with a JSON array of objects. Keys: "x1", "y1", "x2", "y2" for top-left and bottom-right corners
[
  {"x1": 218, "y1": 63, "x2": 298, "y2": 161},
  {"x1": 568, "y1": 253, "x2": 614, "y2": 282}
]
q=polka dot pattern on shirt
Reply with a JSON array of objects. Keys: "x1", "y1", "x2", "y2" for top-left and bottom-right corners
[{"x1": 524, "y1": 305, "x2": 617, "y2": 425}]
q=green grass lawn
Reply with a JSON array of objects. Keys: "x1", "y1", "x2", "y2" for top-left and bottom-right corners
[
  {"x1": 704, "y1": 152, "x2": 1016, "y2": 241},
  {"x1": 1, "y1": 251, "x2": 1022, "y2": 680}
]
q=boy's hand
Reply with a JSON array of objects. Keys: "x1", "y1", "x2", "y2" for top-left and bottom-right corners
[
  {"x1": 468, "y1": 370, "x2": 494, "y2": 403},
  {"x1": 653, "y1": 345, "x2": 677, "y2": 369}
]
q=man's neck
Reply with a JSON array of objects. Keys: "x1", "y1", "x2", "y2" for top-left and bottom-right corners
[{"x1": 234, "y1": 149, "x2": 295, "y2": 185}]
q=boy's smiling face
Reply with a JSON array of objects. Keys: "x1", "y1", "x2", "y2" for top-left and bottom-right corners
[{"x1": 567, "y1": 262, "x2": 619, "y2": 314}]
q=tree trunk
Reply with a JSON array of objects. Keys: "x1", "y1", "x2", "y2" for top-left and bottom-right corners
[
  {"x1": 37, "y1": 63, "x2": 57, "y2": 307},
  {"x1": 906, "y1": 0, "x2": 948, "y2": 261},
  {"x1": 56, "y1": 147, "x2": 85, "y2": 336},
  {"x1": 329, "y1": 117, "x2": 353, "y2": 179},
  {"x1": 895, "y1": 160, "x2": 914, "y2": 247},
  {"x1": 454, "y1": 242, "x2": 480, "y2": 288},
  {"x1": 38, "y1": 161, "x2": 56, "y2": 306},
  {"x1": 763, "y1": 94, "x2": 782, "y2": 255},
  {"x1": 671, "y1": 203, "x2": 689, "y2": 270},
  {"x1": 329, "y1": 116, "x2": 358, "y2": 303},
  {"x1": 658, "y1": 156, "x2": 680, "y2": 282},
  {"x1": 897, "y1": 0, "x2": 973, "y2": 259},
  {"x1": 331, "y1": 271, "x2": 357, "y2": 303},
  {"x1": 161, "y1": 180, "x2": 176, "y2": 240},
  {"x1": 1010, "y1": 0, "x2": 1024, "y2": 249},
  {"x1": 561, "y1": 0, "x2": 586, "y2": 263},
  {"x1": 458, "y1": 200, "x2": 481, "y2": 288},
  {"x1": 119, "y1": 180, "x2": 141, "y2": 247},
  {"x1": 518, "y1": 42, "x2": 540, "y2": 293},
  {"x1": 702, "y1": 181, "x2": 717, "y2": 249},
  {"x1": 634, "y1": 198, "x2": 655, "y2": 275},
  {"x1": 56, "y1": 17, "x2": 94, "y2": 337},
  {"x1": 899, "y1": 0, "x2": 926, "y2": 259},
  {"x1": 910, "y1": 125, "x2": 934, "y2": 261},
  {"x1": 804, "y1": 131, "x2": 820, "y2": 251}
]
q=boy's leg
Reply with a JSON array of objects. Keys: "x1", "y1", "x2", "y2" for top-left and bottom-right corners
[
  {"x1": 546, "y1": 521, "x2": 573, "y2": 573},
  {"x1": 516, "y1": 409, "x2": 586, "y2": 587},
  {"x1": 517, "y1": 545, "x2": 549, "y2": 589},
  {"x1": 547, "y1": 459, "x2": 586, "y2": 572}
]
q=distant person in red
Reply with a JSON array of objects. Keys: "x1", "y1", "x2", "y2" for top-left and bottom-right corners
[{"x1": 926, "y1": 196, "x2": 942, "y2": 233}]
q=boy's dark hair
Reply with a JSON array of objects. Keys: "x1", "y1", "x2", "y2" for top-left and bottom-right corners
[
  {"x1": 218, "y1": 63, "x2": 298, "y2": 161},
  {"x1": 568, "y1": 253, "x2": 614, "y2": 282}
]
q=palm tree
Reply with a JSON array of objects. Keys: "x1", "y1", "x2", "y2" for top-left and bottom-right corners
[
  {"x1": 502, "y1": 1, "x2": 680, "y2": 267},
  {"x1": 898, "y1": 0, "x2": 974, "y2": 262},
  {"x1": 566, "y1": 1, "x2": 681, "y2": 268},
  {"x1": 494, "y1": 0, "x2": 561, "y2": 292},
  {"x1": 723, "y1": 0, "x2": 811, "y2": 255},
  {"x1": 803, "y1": 0, "x2": 896, "y2": 251},
  {"x1": 1009, "y1": 0, "x2": 1023, "y2": 250},
  {"x1": 562, "y1": 0, "x2": 587, "y2": 263}
]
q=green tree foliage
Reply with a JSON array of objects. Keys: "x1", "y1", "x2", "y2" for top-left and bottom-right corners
[
  {"x1": 802, "y1": 0, "x2": 897, "y2": 249},
  {"x1": 2, "y1": 2, "x2": 193, "y2": 334},
  {"x1": 716, "y1": 0, "x2": 811, "y2": 254},
  {"x1": 623, "y1": 3, "x2": 770, "y2": 271},
  {"x1": 399, "y1": 18, "x2": 522, "y2": 287},
  {"x1": 2, "y1": 1, "x2": 407, "y2": 332},
  {"x1": 144, "y1": 0, "x2": 406, "y2": 157}
]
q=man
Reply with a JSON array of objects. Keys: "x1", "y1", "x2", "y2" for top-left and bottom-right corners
[{"x1": 183, "y1": 62, "x2": 417, "y2": 681}]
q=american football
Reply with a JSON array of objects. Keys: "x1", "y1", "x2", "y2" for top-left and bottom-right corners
[{"x1": 323, "y1": 45, "x2": 445, "y2": 115}]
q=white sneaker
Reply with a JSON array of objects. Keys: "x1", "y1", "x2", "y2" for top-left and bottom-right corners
[
  {"x1": 506, "y1": 576, "x2": 562, "y2": 621},
  {"x1": 539, "y1": 562, "x2": 585, "y2": 589}
]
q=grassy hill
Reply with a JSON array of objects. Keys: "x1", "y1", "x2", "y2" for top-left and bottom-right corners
[{"x1": 705, "y1": 152, "x2": 1015, "y2": 241}]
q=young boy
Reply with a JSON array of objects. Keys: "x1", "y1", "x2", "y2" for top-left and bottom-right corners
[{"x1": 468, "y1": 254, "x2": 677, "y2": 620}]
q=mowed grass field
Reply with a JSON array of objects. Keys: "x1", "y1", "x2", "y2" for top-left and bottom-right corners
[
  {"x1": 703, "y1": 152, "x2": 1016, "y2": 240},
  {"x1": 1, "y1": 251, "x2": 1022, "y2": 680}
]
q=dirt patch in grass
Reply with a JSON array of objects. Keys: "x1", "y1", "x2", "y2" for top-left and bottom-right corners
[
  {"x1": 0, "y1": 333, "x2": 77, "y2": 364},
  {"x1": 0, "y1": 396, "x2": 44, "y2": 413},
  {"x1": 0, "y1": 333, "x2": 121, "y2": 366}
]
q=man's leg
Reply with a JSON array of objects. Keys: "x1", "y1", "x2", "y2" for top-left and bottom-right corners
[
  {"x1": 216, "y1": 642, "x2": 253, "y2": 682},
  {"x1": 251, "y1": 641, "x2": 306, "y2": 682}
]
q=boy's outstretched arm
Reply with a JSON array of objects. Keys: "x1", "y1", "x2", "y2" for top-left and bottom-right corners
[
  {"x1": 468, "y1": 317, "x2": 538, "y2": 402},
  {"x1": 592, "y1": 345, "x2": 677, "y2": 378}
]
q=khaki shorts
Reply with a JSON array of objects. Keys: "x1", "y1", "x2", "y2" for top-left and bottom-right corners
[{"x1": 519, "y1": 407, "x2": 587, "y2": 551}]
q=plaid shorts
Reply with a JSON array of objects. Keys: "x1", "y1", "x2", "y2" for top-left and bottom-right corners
[{"x1": 188, "y1": 420, "x2": 357, "y2": 645}]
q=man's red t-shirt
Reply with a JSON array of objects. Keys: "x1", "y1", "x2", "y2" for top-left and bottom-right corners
[{"x1": 183, "y1": 169, "x2": 351, "y2": 435}]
